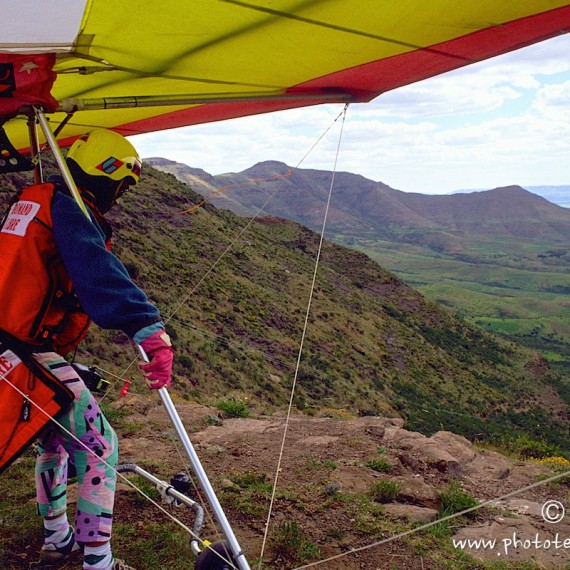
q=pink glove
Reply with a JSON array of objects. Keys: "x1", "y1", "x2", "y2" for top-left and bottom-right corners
[{"x1": 139, "y1": 329, "x2": 173, "y2": 389}]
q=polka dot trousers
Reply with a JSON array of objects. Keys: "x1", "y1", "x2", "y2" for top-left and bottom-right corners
[{"x1": 34, "y1": 352, "x2": 119, "y2": 543}]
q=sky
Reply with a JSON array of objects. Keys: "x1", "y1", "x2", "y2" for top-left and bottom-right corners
[{"x1": 131, "y1": 34, "x2": 570, "y2": 196}]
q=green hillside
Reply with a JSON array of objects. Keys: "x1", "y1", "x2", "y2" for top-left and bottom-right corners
[
  {"x1": 1, "y1": 165, "x2": 568, "y2": 454},
  {"x1": 334, "y1": 233, "x2": 570, "y2": 382},
  {"x1": 147, "y1": 158, "x2": 570, "y2": 389}
]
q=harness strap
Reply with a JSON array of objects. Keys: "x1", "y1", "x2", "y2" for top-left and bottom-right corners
[{"x1": 0, "y1": 124, "x2": 34, "y2": 174}]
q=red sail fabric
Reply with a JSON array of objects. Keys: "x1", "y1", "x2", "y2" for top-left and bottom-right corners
[
  {"x1": 0, "y1": 53, "x2": 58, "y2": 117},
  {"x1": 1, "y1": 2, "x2": 569, "y2": 149}
]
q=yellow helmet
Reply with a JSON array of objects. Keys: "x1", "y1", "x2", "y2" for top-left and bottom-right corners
[{"x1": 66, "y1": 129, "x2": 142, "y2": 213}]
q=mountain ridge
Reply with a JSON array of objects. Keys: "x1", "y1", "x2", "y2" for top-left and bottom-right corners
[
  {"x1": 144, "y1": 156, "x2": 570, "y2": 379},
  {"x1": 145, "y1": 158, "x2": 570, "y2": 245},
  {"x1": 455, "y1": 184, "x2": 570, "y2": 208}
]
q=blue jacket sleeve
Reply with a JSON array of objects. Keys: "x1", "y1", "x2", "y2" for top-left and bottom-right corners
[{"x1": 52, "y1": 192, "x2": 162, "y2": 337}]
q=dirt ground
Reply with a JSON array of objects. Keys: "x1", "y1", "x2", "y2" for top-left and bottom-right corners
[
  {"x1": 112, "y1": 396, "x2": 570, "y2": 569},
  {"x1": 8, "y1": 394, "x2": 570, "y2": 570}
]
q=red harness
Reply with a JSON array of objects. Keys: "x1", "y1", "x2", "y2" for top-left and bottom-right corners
[{"x1": 0, "y1": 183, "x2": 93, "y2": 355}]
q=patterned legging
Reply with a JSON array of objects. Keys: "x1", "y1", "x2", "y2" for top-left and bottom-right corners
[{"x1": 33, "y1": 352, "x2": 118, "y2": 544}]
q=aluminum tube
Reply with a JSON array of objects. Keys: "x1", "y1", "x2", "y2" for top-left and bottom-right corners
[
  {"x1": 158, "y1": 387, "x2": 251, "y2": 570},
  {"x1": 58, "y1": 90, "x2": 355, "y2": 113},
  {"x1": 116, "y1": 463, "x2": 204, "y2": 556},
  {"x1": 26, "y1": 114, "x2": 43, "y2": 184},
  {"x1": 34, "y1": 107, "x2": 89, "y2": 217}
]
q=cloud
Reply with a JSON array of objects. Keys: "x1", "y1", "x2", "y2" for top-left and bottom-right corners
[
  {"x1": 132, "y1": 35, "x2": 570, "y2": 195},
  {"x1": 533, "y1": 80, "x2": 570, "y2": 114}
]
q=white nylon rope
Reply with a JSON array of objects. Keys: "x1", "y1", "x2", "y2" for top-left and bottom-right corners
[
  {"x1": 257, "y1": 104, "x2": 349, "y2": 566},
  {"x1": 11, "y1": 361, "x2": 570, "y2": 570},
  {"x1": 82, "y1": 107, "x2": 350, "y2": 557},
  {"x1": 100, "y1": 107, "x2": 349, "y2": 388},
  {"x1": 160, "y1": 108, "x2": 350, "y2": 332},
  {"x1": 3, "y1": 102, "x2": 569, "y2": 567},
  {"x1": 95, "y1": 102, "x2": 569, "y2": 570},
  {"x1": 86, "y1": 346, "x2": 233, "y2": 562},
  {"x1": 0, "y1": 361, "x2": 237, "y2": 567}
]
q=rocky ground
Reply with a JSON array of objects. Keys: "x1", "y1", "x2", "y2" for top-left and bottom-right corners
[
  {"x1": 9, "y1": 394, "x2": 569, "y2": 569},
  {"x1": 110, "y1": 394, "x2": 570, "y2": 569}
]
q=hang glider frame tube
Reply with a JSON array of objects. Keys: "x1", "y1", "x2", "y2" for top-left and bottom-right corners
[
  {"x1": 9, "y1": 107, "x2": 251, "y2": 568},
  {"x1": 138, "y1": 344, "x2": 250, "y2": 569},
  {"x1": 33, "y1": 106, "x2": 90, "y2": 217},
  {"x1": 58, "y1": 90, "x2": 357, "y2": 113},
  {"x1": 157, "y1": 386, "x2": 251, "y2": 570},
  {"x1": 116, "y1": 463, "x2": 204, "y2": 557}
]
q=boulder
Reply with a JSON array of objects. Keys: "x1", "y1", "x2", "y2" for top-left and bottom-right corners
[
  {"x1": 383, "y1": 503, "x2": 439, "y2": 523},
  {"x1": 430, "y1": 431, "x2": 476, "y2": 464},
  {"x1": 394, "y1": 474, "x2": 440, "y2": 509}
]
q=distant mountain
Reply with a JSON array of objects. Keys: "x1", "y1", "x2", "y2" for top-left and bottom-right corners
[
  {"x1": 144, "y1": 157, "x2": 254, "y2": 216},
  {"x1": 453, "y1": 185, "x2": 570, "y2": 208},
  {"x1": 143, "y1": 158, "x2": 570, "y2": 386},
  {"x1": 144, "y1": 157, "x2": 216, "y2": 186},
  {"x1": 145, "y1": 158, "x2": 570, "y2": 252}
]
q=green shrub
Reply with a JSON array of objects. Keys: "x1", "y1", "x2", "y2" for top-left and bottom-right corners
[
  {"x1": 365, "y1": 458, "x2": 392, "y2": 473},
  {"x1": 215, "y1": 398, "x2": 250, "y2": 418},
  {"x1": 439, "y1": 481, "x2": 478, "y2": 518},
  {"x1": 230, "y1": 470, "x2": 269, "y2": 490},
  {"x1": 370, "y1": 480, "x2": 399, "y2": 503},
  {"x1": 514, "y1": 435, "x2": 562, "y2": 459},
  {"x1": 273, "y1": 520, "x2": 321, "y2": 562}
]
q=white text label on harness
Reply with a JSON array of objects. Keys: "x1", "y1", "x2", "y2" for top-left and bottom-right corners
[
  {"x1": 1, "y1": 201, "x2": 41, "y2": 237},
  {"x1": 0, "y1": 349, "x2": 22, "y2": 378}
]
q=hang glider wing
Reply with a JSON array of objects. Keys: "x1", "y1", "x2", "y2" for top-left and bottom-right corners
[{"x1": 1, "y1": 0, "x2": 569, "y2": 149}]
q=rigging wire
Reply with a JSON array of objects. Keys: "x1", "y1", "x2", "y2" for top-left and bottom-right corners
[
  {"x1": 74, "y1": 98, "x2": 567, "y2": 568},
  {"x1": 60, "y1": 104, "x2": 351, "y2": 565},
  {"x1": 176, "y1": 169, "x2": 294, "y2": 215},
  {"x1": 161, "y1": 106, "x2": 348, "y2": 331},
  {"x1": 87, "y1": 342, "x2": 232, "y2": 556},
  {"x1": 4, "y1": 348, "x2": 570, "y2": 570},
  {"x1": 83, "y1": 104, "x2": 349, "y2": 566},
  {"x1": 258, "y1": 103, "x2": 349, "y2": 566},
  {"x1": 6, "y1": 101, "x2": 565, "y2": 569}
]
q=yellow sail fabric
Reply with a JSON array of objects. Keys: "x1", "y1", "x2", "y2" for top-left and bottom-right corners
[{"x1": 1, "y1": 0, "x2": 569, "y2": 148}]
